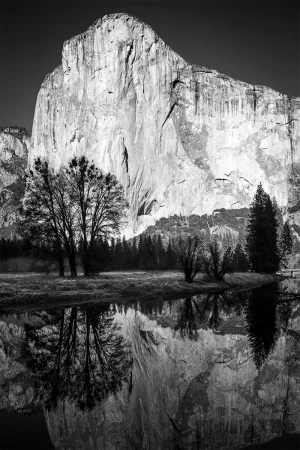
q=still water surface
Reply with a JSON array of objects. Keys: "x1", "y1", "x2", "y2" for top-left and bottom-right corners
[{"x1": 0, "y1": 280, "x2": 299, "y2": 449}]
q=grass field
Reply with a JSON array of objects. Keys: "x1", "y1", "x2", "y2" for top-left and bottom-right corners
[{"x1": 0, "y1": 271, "x2": 276, "y2": 308}]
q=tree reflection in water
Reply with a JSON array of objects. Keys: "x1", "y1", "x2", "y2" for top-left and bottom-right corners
[
  {"x1": 246, "y1": 284, "x2": 279, "y2": 370},
  {"x1": 175, "y1": 284, "x2": 295, "y2": 371},
  {"x1": 24, "y1": 305, "x2": 132, "y2": 410},
  {"x1": 174, "y1": 292, "x2": 241, "y2": 339},
  {"x1": 205, "y1": 292, "x2": 237, "y2": 331},
  {"x1": 246, "y1": 283, "x2": 294, "y2": 370},
  {"x1": 174, "y1": 297, "x2": 203, "y2": 340}
]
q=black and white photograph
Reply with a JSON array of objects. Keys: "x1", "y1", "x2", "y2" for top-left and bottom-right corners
[{"x1": 0, "y1": 0, "x2": 299, "y2": 449}]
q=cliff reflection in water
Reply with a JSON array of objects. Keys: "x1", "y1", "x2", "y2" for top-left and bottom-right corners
[
  {"x1": 24, "y1": 305, "x2": 132, "y2": 410},
  {"x1": 44, "y1": 284, "x2": 299, "y2": 450},
  {"x1": 0, "y1": 282, "x2": 299, "y2": 449},
  {"x1": 173, "y1": 283, "x2": 294, "y2": 370}
]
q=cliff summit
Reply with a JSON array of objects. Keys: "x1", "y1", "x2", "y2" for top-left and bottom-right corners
[{"x1": 25, "y1": 13, "x2": 300, "y2": 234}]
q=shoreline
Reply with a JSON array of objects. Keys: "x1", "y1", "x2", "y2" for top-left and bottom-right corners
[{"x1": 0, "y1": 271, "x2": 280, "y2": 309}]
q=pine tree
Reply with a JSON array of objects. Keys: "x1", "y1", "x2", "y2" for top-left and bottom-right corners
[
  {"x1": 146, "y1": 235, "x2": 156, "y2": 269},
  {"x1": 152, "y1": 234, "x2": 158, "y2": 268},
  {"x1": 232, "y1": 243, "x2": 249, "y2": 272},
  {"x1": 131, "y1": 237, "x2": 138, "y2": 269},
  {"x1": 166, "y1": 240, "x2": 176, "y2": 269},
  {"x1": 110, "y1": 238, "x2": 116, "y2": 269},
  {"x1": 246, "y1": 183, "x2": 279, "y2": 273},
  {"x1": 114, "y1": 238, "x2": 122, "y2": 270},
  {"x1": 157, "y1": 234, "x2": 167, "y2": 269},
  {"x1": 138, "y1": 235, "x2": 146, "y2": 269},
  {"x1": 122, "y1": 236, "x2": 131, "y2": 270},
  {"x1": 81, "y1": 237, "x2": 111, "y2": 274},
  {"x1": 278, "y1": 221, "x2": 293, "y2": 268},
  {"x1": 102, "y1": 238, "x2": 111, "y2": 270}
]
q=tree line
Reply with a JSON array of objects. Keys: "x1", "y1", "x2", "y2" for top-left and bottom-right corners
[
  {"x1": 0, "y1": 232, "x2": 249, "y2": 274},
  {"x1": 0, "y1": 155, "x2": 294, "y2": 280},
  {"x1": 0, "y1": 237, "x2": 30, "y2": 260},
  {"x1": 174, "y1": 182, "x2": 293, "y2": 282}
]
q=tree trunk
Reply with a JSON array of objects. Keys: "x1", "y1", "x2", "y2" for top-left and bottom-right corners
[
  {"x1": 58, "y1": 248, "x2": 65, "y2": 277},
  {"x1": 84, "y1": 265, "x2": 91, "y2": 277},
  {"x1": 59, "y1": 257, "x2": 65, "y2": 277},
  {"x1": 82, "y1": 250, "x2": 91, "y2": 276},
  {"x1": 55, "y1": 239, "x2": 64, "y2": 277},
  {"x1": 69, "y1": 253, "x2": 77, "y2": 277},
  {"x1": 185, "y1": 273, "x2": 193, "y2": 283}
]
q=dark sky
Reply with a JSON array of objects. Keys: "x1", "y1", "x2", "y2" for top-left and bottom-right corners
[{"x1": 0, "y1": 0, "x2": 299, "y2": 132}]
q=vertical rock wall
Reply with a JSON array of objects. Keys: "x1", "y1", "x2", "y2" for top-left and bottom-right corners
[
  {"x1": 0, "y1": 128, "x2": 29, "y2": 226},
  {"x1": 0, "y1": 128, "x2": 29, "y2": 187},
  {"x1": 29, "y1": 13, "x2": 300, "y2": 234}
]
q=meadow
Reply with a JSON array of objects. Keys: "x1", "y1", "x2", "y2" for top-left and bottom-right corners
[{"x1": 0, "y1": 270, "x2": 276, "y2": 307}]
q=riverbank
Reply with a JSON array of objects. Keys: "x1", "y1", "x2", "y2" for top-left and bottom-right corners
[{"x1": 0, "y1": 271, "x2": 278, "y2": 308}]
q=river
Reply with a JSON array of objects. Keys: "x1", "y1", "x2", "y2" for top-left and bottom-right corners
[{"x1": 0, "y1": 280, "x2": 299, "y2": 449}]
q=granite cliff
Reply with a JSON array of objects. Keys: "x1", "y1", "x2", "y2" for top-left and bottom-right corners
[
  {"x1": 0, "y1": 127, "x2": 29, "y2": 226},
  {"x1": 29, "y1": 13, "x2": 300, "y2": 234}
]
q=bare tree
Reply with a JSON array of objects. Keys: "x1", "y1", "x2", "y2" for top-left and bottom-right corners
[
  {"x1": 19, "y1": 157, "x2": 128, "y2": 276},
  {"x1": 66, "y1": 157, "x2": 128, "y2": 276},
  {"x1": 19, "y1": 159, "x2": 68, "y2": 276},
  {"x1": 175, "y1": 236, "x2": 203, "y2": 283},
  {"x1": 203, "y1": 240, "x2": 233, "y2": 281}
]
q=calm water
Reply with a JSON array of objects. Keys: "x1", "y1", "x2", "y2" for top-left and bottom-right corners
[{"x1": 0, "y1": 280, "x2": 299, "y2": 450}]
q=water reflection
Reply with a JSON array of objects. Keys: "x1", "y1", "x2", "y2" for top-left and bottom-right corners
[
  {"x1": 172, "y1": 284, "x2": 295, "y2": 371},
  {"x1": 24, "y1": 305, "x2": 132, "y2": 410},
  {"x1": 0, "y1": 282, "x2": 299, "y2": 450},
  {"x1": 202, "y1": 292, "x2": 239, "y2": 331},
  {"x1": 174, "y1": 293, "x2": 236, "y2": 339},
  {"x1": 246, "y1": 283, "x2": 295, "y2": 370},
  {"x1": 245, "y1": 283, "x2": 279, "y2": 370},
  {"x1": 174, "y1": 296, "x2": 201, "y2": 339}
]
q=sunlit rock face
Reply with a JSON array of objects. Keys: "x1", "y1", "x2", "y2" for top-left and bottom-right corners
[
  {"x1": 0, "y1": 128, "x2": 29, "y2": 185},
  {"x1": 29, "y1": 13, "x2": 300, "y2": 234},
  {"x1": 45, "y1": 305, "x2": 300, "y2": 450},
  {"x1": 0, "y1": 318, "x2": 35, "y2": 413},
  {"x1": 0, "y1": 127, "x2": 29, "y2": 225}
]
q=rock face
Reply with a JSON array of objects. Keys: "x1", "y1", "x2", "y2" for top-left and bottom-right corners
[
  {"x1": 0, "y1": 127, "x2": 29, "y2": 226},
  {"x1": 0, "y1": 128, "x2": 29, "y2": 186},
  {"x1": 0, "y1": 318, "x2": 36, "y2": 413},
  {"x1": 45, "y1": 304, "x2": 300, "y2": 450},
  {"x1": 30, "y1": 13, "x2": 300, "y2": 234}
]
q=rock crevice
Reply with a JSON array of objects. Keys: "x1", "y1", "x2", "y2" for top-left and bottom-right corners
[{"x1": 28, "y1": 13, "x2": 300, "y2": 235}]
